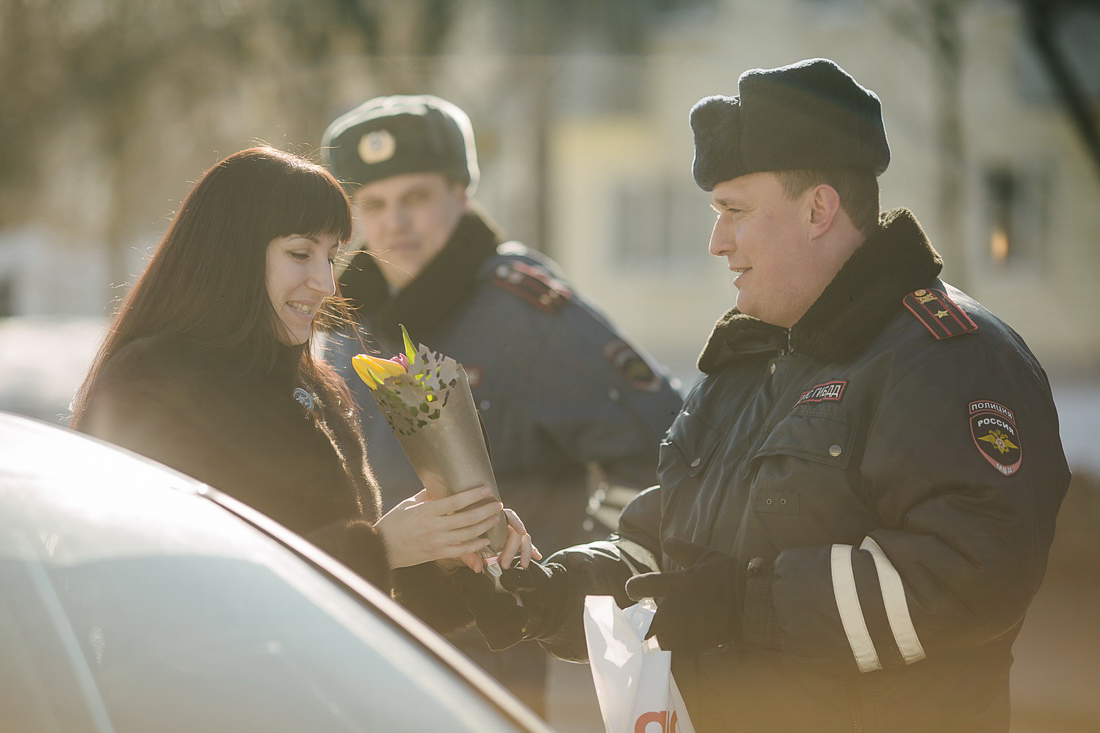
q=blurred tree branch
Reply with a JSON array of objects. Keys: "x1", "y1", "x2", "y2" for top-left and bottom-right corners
[{"x1": 0, "y1": 0, "x2": 457, "y2": 296}]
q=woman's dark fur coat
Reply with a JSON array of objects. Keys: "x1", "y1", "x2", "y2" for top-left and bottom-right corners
[{"x1": 78, "y1": 334, "x2": 478, "y2": 632}]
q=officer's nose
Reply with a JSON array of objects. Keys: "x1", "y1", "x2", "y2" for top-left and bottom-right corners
[
  {"x1": 709, "y1": 215, "x2": 734, "y2": 258},
  {"x1": 384, "y1": 202, "x2": 411, "y2": 232}
]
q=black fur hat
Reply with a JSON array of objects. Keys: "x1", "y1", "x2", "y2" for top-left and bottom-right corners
[
  {"x1": 690, "y1": 58, "x2": 890, "y2": 191},
  {"x1": 321, "y1": 94, "x2": 479, "y2": 194}
]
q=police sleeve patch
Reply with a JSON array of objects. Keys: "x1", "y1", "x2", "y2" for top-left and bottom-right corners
[
  {"x1": 603, "y1": 339, "x2": 662, "y2": 392},
  {"x1": 902, "y1": 289, "x2": 978, "y2": 340},
  {"x1": 491, "y1": 261, "x2": 573, "y2": 313},
  {"x1": 968, "y1": 400, "x2": 1022, "y2": 476}
]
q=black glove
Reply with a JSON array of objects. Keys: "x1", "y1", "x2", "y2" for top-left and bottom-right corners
[
  {"x1": 500, "y1": 561, "x2": 571, "y2": 643},
  {"x1": 624, "y1": 537, "x2": 748, "y2": 656},
  {"x1": 458, "y1": 570, "x2": 528, "y2": 651}
]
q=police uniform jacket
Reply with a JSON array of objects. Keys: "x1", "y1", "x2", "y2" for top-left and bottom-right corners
[
  {"x1": 329, "y1": 210, "x2": 683, "y2": 552},
  {"x1": 537, "y1": 208, "x2": 1070, "y2": 733}
]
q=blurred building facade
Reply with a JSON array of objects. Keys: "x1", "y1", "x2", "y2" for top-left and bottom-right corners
[
  {"x1": 1, "y1": 0, "x2": 1097, "y2": 396},
  {"x1": 537, "y1": 0, "x2": 1100, "y2": 384}
]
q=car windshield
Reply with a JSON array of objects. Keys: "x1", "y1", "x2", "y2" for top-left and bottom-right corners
[{"x1": 0, "y1": 432, "x2": 522, "y2": 733}]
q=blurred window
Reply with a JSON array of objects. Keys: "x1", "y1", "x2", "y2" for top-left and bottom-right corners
[
  {"x1": 614, "y1": 177, "x2": 712, "y2": 270},
  {"x1": 983, "y1": 166, "x2": 1048, "y2": 268},
  {"x1": 0, "y1": 276, "x2": 12, "y2": 316},
  {"x1": 651, "y1": 0, "x2": 718, "y2": 13}
]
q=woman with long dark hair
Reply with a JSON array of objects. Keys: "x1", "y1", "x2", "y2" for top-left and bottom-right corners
[{"x1": 71, "y1": 147, "x2": 533, "y2": 618}]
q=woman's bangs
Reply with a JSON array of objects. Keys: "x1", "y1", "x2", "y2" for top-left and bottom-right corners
[{"x1": 269, "y1": 169, "x2": 352, "y2": 243}]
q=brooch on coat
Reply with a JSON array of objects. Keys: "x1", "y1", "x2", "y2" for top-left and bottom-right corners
[{"x1": 292, "y1": 387, "x2": 315, "y2": 411}]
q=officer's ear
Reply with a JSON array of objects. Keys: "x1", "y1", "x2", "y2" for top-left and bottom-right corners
[{"x1": 807, "y1": 183, "x2": 842, "y2": 239}]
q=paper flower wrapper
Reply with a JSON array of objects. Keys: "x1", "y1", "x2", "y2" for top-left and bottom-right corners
[{"x1": 353, "y1": 332, "x2": 508, "y2": 575}]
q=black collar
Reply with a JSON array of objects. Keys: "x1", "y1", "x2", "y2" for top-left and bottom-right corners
[
  {"x1": 698, "y1": 208, "x2": 943, "y2": 372},
  {"x1": 338, "y1": 209, "x2": 502, "y2": 347}
]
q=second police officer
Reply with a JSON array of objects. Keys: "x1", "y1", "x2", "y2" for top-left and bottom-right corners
[{"x1": 321, "y1": 94, "x2": 683, "y2": 717}]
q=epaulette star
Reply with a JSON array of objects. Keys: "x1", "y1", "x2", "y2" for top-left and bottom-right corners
[{"x1": 902, "y1": 289, "x2": 978, "y2": 340}]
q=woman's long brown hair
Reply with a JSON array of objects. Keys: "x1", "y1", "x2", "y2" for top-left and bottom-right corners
[{"x1": 70, "y1": 146, "x2": 356, "y2": 428}]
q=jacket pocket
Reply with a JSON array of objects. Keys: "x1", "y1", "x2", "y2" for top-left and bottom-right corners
[
  {"x1": 752, "y1": 412, "x2": 856, "y2": 470},
  {"x1": 748, "y1": 414, "x2": 855, "y2": 518},
  {"x1": 663, "y1": 409, "x2": 725, "y2": 478}
]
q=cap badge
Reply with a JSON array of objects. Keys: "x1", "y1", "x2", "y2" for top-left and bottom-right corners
[{"x1": 358, "y1": 129, "x2": 396, "y2": 164}]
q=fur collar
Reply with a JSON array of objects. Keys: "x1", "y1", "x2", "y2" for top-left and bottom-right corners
[
  {"x1": 698, "y1": 208, "x2": 942, "y2": 373},
  {"x1": 338, "y1": 208, "x2": 502, "y2": 346}
]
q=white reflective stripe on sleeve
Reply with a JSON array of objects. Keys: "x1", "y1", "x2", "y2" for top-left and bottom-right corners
[
  {"x1": 860, "y1": 537, "x2": 927, "y2": 665},
  {"x1": 613, "y1": 537, "x2": 660, "y2": 576},
  {"x1": 831, "y1": 544, "x2": 882, "y2": 673}
]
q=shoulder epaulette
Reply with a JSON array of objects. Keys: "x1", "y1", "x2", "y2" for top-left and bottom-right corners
[
  {"x1": 491, "y1": 260, "x2": 573, "y2": 313},
  {"x1": 902, "y1": 288, "x2": 978, "y2": 340}
]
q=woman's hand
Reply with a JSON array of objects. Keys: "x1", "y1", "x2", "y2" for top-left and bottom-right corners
[
  {"x1": 375, "y1": 486, "x2": 502, "y2": 569},
  {"x1": 471, "y1": 508, "x2": 542, "y2": 574}
]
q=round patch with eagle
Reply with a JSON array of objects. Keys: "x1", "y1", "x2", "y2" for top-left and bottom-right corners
[
  {"x1": 602, "y1": 339, "x2": 661, "y2": 392},
  {"x1": 968, "y1": 400, "x2": 1022, "y2": 476}
]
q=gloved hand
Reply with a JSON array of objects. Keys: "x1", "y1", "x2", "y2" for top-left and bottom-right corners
[
  {"x1": 624, "y1": 537, "x2": 748, "y2": 656},
  {"x1": 500, "y1": 561, "x2": 571, "y2": 643},
  {"x1": 458, "y1": 570, "x2": 528, "y2": 651}
]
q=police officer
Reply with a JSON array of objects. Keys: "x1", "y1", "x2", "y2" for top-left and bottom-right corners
[
  {"x1": 468, "y1": 59, "x2": 1070, "y2": 733},
  {"x1": 321, "y1": 95, "x2": 683, "y2": 717}
]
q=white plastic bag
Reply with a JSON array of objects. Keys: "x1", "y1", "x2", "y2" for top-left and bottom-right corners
[{"x1": 583, "y1": 595, "x2": 696, "y2": 733}]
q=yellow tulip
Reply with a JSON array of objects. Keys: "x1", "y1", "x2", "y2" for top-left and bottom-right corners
[
  {"x1": 351, "y1": 325, "x2": 419, "y2": 391},
  {"x1": 352, "y1": 353, "x2": 407, "y2": 390}
]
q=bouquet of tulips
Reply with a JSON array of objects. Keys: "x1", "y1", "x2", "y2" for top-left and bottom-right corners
[{"x1": 352, "y1": 327, "x2": 508, "y2": 575}]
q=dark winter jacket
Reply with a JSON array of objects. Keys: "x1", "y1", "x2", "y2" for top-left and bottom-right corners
[
  {"x1": 536, "y1": 209, "x2": 1070, "y2": 733},
  {"x1": 78, "y1": 335, "x2": 395, "y2": 595},
  {"x1": 329, "y1": 209, "x2": 683, "y2": 551}
]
